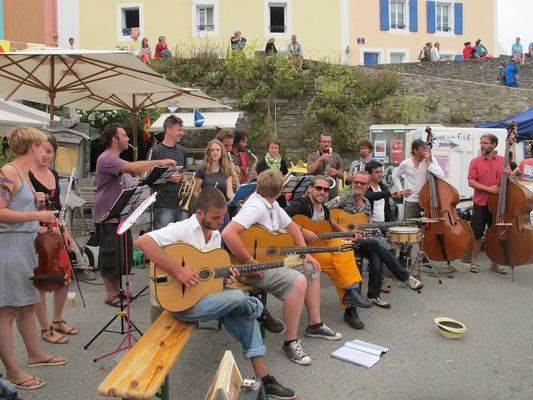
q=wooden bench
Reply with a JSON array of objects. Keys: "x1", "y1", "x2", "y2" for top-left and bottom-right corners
[{"x1": 97, "y1": 311, "x2": 195, "y2": 400}]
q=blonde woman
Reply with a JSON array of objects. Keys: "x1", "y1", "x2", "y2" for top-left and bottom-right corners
[
  {"x1": 193, "y1": 139, "x2": 234, "y2": 202},
  {"x1": 0, "y1": 126, "x2": 67, "y2": 391}
]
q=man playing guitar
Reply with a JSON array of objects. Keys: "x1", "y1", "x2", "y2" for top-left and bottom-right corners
[
  {"x1": 222, "y1": 169, "x2": 342, "y2": 366},
  {"x1": 326, "y1": 171, "x2": 423, "y2": 308},
  {"x1": 284, "y1": 176, "x2": 372, "y2": 330},
  {"x1": 135, "y1": 187, "x2": 295, "y2": 399}
]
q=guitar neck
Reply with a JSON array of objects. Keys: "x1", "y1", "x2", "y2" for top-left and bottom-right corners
[
  {"x1": 318, "y1": 231, "x2": 356, "y2": 240},
  {"x1": 356, "y1": 221, "x2": 413, "y2": 230},
  {"x1": 215, "y1": 260, "x2": 286, "y2": 278},
  {"x1": 279, "y1": 246, "x2": 345, "y2": 255}
]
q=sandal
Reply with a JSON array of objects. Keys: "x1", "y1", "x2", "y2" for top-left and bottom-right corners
[
  {"x1": 8, "y1": 375, "x2": 45, "y2": 390},
  {"x1": 52, "y1": 320, "x2": 78, "y2": 335},
  {"x1": 490, "y1": 264, "x2": 507, "y2": 275},
  {"x1": 104, "y1": 295, "x2": 121, "y2": 308},
  {"x1": 470, "y1": 264, "x2": 479, "y2": 273},
  {"x1": 28, "y1": 355, "x2": 67, "y2": 367},
  {"x1": 41, "y1": 326, "x2": 69, "y2": 344}
]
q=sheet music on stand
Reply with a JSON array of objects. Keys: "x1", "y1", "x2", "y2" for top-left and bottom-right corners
[
  {"x1": 102, "y1": 185, "x2": 149, "y2": 223},
  {"x1": 227, "y1": 183, "x2": 257, "y2": 207},
  {"x1": 137, "y1": 166, "x2": 178, "y2": 187},
  {"x1": 283, "y1": 174, "x2": 314, "y2": 201},
  {"x1": 117, "y1": 192, "x2": 157, "y2": 235}
]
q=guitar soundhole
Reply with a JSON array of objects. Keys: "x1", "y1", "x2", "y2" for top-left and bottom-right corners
[
  {"x1": 266, "y1": 247, "x2": 278, "y2": 257},
  {"x1": 198, "y1": 269, "x2": 212, "y2": 280}
]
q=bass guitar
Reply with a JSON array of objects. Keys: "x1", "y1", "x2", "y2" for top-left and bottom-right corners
[
  {"x1": 485, "y1": 122, "x2": 533, "y2": 268},
  {"x1": 419, "y1": 126, "x2": 474, "y2": 261},
  {"x1": 150, "y1": 243, "x2": 301, "y2": 312},
  {"x1": 329, "y1": 208, "x2": 417, "y2": 231},
  {"x1": 236, "y1": 225, "x2": 355, "y2": 263}
]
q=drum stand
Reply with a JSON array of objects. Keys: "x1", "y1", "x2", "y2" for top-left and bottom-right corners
[{"x1": 412, "y1": 229, "x2": 443, "y2": 284}]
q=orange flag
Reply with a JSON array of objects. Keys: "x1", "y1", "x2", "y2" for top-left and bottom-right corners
[{"x1": 142, "y1": 114, "x2": 151, "y2": 142}]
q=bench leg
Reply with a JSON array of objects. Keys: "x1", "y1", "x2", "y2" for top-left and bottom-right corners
[
  {"x1": 260, "y1": 291, "x2": 268, "y2": 339},
  {"x1": 155, "y1": 375, "x2": 169, "y2": 400}
]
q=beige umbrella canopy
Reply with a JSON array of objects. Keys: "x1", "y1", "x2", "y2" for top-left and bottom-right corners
[{"x1": 0, "y1": 49, "x2": 225, "y2": 159}]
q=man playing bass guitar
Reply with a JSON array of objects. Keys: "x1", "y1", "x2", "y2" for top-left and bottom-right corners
[{"x1": 135, "y1": 187, "x2": 295, "y2": 399}]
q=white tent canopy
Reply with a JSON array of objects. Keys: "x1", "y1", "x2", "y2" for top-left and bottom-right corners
[
  {"x1": 147, "y1": 112, "x2": 241, "y2": 132},
  {"x1": 0, "y1": 98, "x2": 59, "y2": 136}
]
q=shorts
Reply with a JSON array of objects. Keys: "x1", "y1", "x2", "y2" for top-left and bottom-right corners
[
  {"x1": 96, "y1": 223, "x2": 133, "y2": 280},
  {"x1": 470, "y1": 204, "x2": 493, "y2": 239},
  {"x1": 239, "y1": 263, "x2": 318, "y2": 302}
]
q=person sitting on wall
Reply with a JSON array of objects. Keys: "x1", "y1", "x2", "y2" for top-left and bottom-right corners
[
  {"x1": 231, "y1": 31, "x2": 247, "y2": 51},
  {"x1": 154, "y1": 36, "x2": 171, "y2": 58},
  {"x1": 462, "y1": 42, "x2": 474, "y2": 60},
  {"x1": 265, "y1": 38, "x2": 278, "y2": 57},
  {"x1": 474, "y1": 39, "x2": 488, "y2": 58},
  {"x1": 288, "y1": 35, "x2": 304, "y2": 69},
  {"x1": 512, "y1": 37, "x2": 525, "y2": 64},
  {"x1": 505, "y1": 58, "x2": 520, "y2": 87}
]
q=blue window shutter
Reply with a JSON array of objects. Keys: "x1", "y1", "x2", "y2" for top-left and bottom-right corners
[
  {"x1": 380, "y1": 0, "x2": 390, "y2": 31},
  {"x1": 409, "y1": 0, "x2": 418, "y2": 32},
  {"x1": 454, "y1": 3, "x2": 463, "y2": 35},
  {"x1": 426, "y1": 1, "x2": 436, "y2": 33}
]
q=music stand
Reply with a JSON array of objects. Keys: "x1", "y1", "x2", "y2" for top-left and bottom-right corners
[
  {"x1": 227, "y1": 183, "x2": 257, "y2": 208},
  {"x1": 84, "y1": 186, "x2": 155, "y2": 361},
  {"x1": 283, "y1": 175, "x2": 314, "y2": 202}
]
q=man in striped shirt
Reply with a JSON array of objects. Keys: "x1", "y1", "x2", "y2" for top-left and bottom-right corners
[{"x1": 150, "y1": 115, "x2": 188, "y2": 229}]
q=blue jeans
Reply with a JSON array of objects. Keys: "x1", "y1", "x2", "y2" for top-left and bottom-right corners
[
  {"x1": 357, "y1": 237, "x2": 410, "y2": 298},
  {"x1": 153, "y1": 207, "x2": 190, "y2": 230},
  {"x1": 173, "y1": 290, "x2": 266, "y2": 359}
]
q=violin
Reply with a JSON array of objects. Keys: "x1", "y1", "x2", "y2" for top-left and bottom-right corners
[
  {"x1": 32, "y1": 196, "x2": 69, "y2": 291},
  {"x1": 484, "y1": 122, "x2": 533, "y2": 267},
  {"x1": 419, "y1": 126, "x2": 474, "y2": 261}
]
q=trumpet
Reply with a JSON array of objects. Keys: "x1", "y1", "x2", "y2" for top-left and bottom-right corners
[
  {"x1": 323, "y1": 146, "x2": 337, "y2": 189},
  {"x1": 178, "y1": 177, "x2": 195, "y2": 211}
]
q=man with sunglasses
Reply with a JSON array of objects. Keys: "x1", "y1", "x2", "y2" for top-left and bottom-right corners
[
  {"x1": 285, "y1": 176, "x2": 372, "y2": 330},
  {"x1": 326, "y1": 171, "x2": 423, "y2": 308}
]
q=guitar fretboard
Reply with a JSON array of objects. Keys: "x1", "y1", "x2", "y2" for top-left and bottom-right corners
[
  {"x1": 349, "y1": 221, "x2": 416, "y2": 230},
  {"x1": 214, "y1": 260, "x2": 288, "y2": 279},
  {"x1": 279, "y1": 246, "x2": 346, "y2": 255}
]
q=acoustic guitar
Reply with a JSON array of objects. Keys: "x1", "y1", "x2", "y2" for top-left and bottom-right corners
[
  {"x1": 236, "y1": 225, "x2": 356, "y2": 264},
  {"x1": 150, "y1": 243, "x2": 301, "y2": 312},
  {"x1": 329, "y1": 209, "x2": 417, "y2": 231},
  {"x1": 291, "y1": 214, "x2": 360, "y2": 241}
]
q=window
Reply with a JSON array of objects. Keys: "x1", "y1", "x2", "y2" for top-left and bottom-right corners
[
  {"x1": 192, "y1": 0, "x2": 219, "y2": 37},
  {"x1": 197, "y1": 6, "x2": 214, "y2": 31},
  {"x1": 436, "y1": 3, "x2": 451, "y2": 32},
  {"x1": 264, "y1": 1, "x2": 291, "y2": 39},
  {"x1": 390, "y1": 1, "x2": 406, "y2": 29},
  {"x1": 55, "y1": 147, "x2": 78, "y2": 175},
  {"x1": 269, "y1": 3, "x2": 286, "y2": 33},
  {"x1": 390, "y1": 52, "x2": 405, "y2": 63},
  {"x1": 116, "y1": 3, "x2": 143, "y2": 41}
]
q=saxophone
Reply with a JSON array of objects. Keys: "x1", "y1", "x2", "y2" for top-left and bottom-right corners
[
  {"x1": 228, "y1": 153, "x2": 240, "y2": 189},
  {"x1": 323, "y1": 146, "x2": 337, "y2": 189},
  {"x1": 245, "y1": 149, "x2": 258, "y2": 183}
]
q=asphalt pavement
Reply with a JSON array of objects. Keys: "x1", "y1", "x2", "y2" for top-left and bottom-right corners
[{"x1": 9, "y1": 253, "x2": 533, "y2": 400}]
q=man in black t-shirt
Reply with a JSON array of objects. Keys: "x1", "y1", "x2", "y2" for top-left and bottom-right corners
[{"x1": 150, "y1": 115, "x2": 188, "y2": 229}]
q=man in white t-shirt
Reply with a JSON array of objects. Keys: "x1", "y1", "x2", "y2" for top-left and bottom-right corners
[
  {"x1": 392, "y1": 138, "x2": 445, "y2": 220},
  {"x1": 222, "y1": 169, "x2": 342, "y2": 366},
  {"x1": 135, "y1": 187, "x2": 295, "y2": 399}
]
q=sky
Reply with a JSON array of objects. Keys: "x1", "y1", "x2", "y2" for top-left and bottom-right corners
[{"x1": 496, "y1": 0, "x2": 533, "y2": 55}]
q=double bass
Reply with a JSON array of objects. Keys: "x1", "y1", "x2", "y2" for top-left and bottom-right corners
[
  {"x1": 419, "y1": 126, "x2": 474, "y2": 262},
  {"x1": 485, "y1": 122, "x2": 533, "y2": 268}
]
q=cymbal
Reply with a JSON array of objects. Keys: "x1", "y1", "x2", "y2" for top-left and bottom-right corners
[{"x1": 408, "y1": 217, "x2": 442, "y2": 223}]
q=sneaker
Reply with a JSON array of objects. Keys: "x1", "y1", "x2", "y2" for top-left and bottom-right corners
[
  {"x1": 262, "y1": 376, "x2": 296, "y2": 399},
  {"x1": 369, "y1": 297, "x2": 391, "y2": 309},
  {"x1": 281, "y1": 340, "x2": 312, "y2": 365},
  {"x1": 405, "y1": 275, "x2": 424, "y2": 290},
  {"x1": 257, "y1": 308, "x2": 286, "y2": 334},
  {"x1": 304, "y1": 323, "x2": 343, "y2": 341}
]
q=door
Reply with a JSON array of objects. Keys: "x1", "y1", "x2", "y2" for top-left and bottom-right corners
[{"x1": 364, "y1": 52, "x2": 379, "y2": 65}]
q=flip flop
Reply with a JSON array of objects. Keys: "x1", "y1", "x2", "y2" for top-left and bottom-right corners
[
  {"x1": 104, "y1": 295, "x2": 121, "y2": 308},
  {"x1": 41, "y1": 327, "x2": 69, "y2": 344},
  {"x1": 52, "y1": 320, "x2": 78, "y2": 335},
  {"x1": 28, "y1": 355, "x2": 67, "y2": 367},
  {"x1": 8, "y1": 375, "x2": 46, "y2": 390}
]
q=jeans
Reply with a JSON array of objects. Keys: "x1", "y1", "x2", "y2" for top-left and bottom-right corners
[
  {"x1": 356, "y1": 237, "x2": 410, "y2": 298},
  {"x1": 173, "y1": 290, "x2": 266, "y2": 359},
  {"x1": 153, "y1": 207, "x2": 190, "y2": 230}
]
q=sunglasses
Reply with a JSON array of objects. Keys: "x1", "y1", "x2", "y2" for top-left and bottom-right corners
[
  {"x1": 313, "y1": 185, "x2": 330, "y2": 192},
  {"x1": 353, "y1": 181, "x2": 368, "y2": 186}
]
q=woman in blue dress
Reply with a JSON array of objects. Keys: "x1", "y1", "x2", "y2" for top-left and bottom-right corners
[{"x1": 0, "y1": 126, "x2": 67, "y2": 391}]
